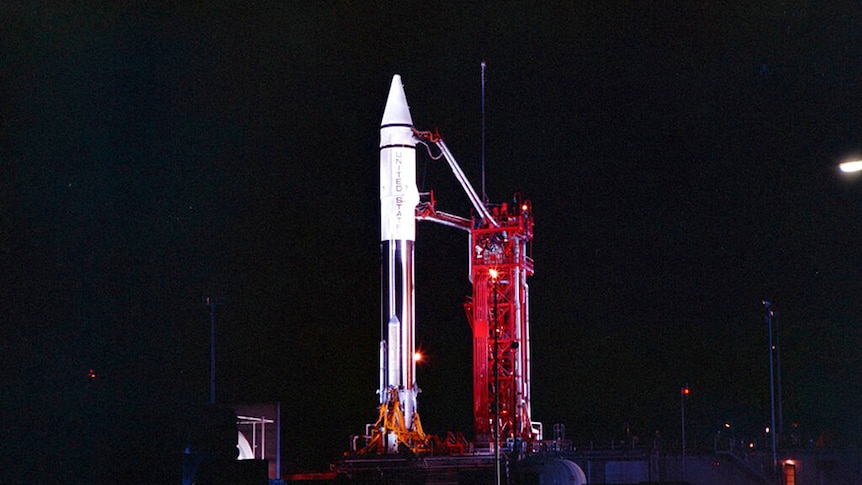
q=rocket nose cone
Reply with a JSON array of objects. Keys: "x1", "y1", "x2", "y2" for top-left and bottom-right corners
[{"x1": 382, "y1": 74, "x2": 414, "y2": 127}]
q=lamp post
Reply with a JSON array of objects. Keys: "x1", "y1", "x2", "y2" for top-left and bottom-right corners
[
  {"x1": 764, "y1": 301, "x2": 778, "y2": 480},
  {"x1": 204, "y1": 296, "x2": 223, "y2": 404},
  {"x1": 681, "y1": 385, "x2": 690, "y2": 481},
  {"x1": 490, "y1": 268, "x2": 500, "y2": 485}
]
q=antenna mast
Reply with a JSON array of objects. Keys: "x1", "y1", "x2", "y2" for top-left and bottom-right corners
[{"x1": 481, "y1": 61, "x2": 487, "y2": 203}]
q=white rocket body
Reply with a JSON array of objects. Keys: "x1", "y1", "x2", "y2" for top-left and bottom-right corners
[{"x1": 379, "y1": 75, "x2": 420, "y2": 452}]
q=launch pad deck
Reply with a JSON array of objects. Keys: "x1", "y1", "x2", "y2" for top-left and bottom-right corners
[{"x1": 333, "y1": 454, "x2": 501, "y2": 485}]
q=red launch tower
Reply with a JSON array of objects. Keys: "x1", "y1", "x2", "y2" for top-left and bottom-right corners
[
  {"x1": 413, "y1": 129, "x2": 538, "y2": 453},
  {"x1": 465, "y1": 200, "x2": 535, "y2": 451}
]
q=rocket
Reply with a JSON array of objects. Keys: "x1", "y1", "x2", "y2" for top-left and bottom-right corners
[{"x1": 379, "y1": 75, "x2": 420, "y2": 452}]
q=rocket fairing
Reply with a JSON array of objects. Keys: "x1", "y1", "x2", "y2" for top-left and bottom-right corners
[
  {"x1": 379, "y1": 75, "x2": 420, "y2": 440},
  {"x1": 380, "y1": 74, "x2": 419, "y2": 243}
]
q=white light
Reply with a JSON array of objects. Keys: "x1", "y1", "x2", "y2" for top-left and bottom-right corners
[{"x1": 839, "y1": 160, "x2": 862, "y2": 173}]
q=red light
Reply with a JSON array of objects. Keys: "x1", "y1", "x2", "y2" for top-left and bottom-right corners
[
  {"x1": 87, "y1": 368, "x2": 97, "y2": 378},
  {"x1": 682, "y1": 387, "x2": 690, "y2": 395}
]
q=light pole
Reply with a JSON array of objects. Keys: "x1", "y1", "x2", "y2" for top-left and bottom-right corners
[
  {"x1": 490, "y1": 268, "x2": 501, "y2": 485},
  {"x1": 204, "y1": 296, "x2": 223, "y2": 405},
  {"x1": 681, "y1": 385, "x2": 690, "y2": 481},
  {"x1": 764, "y1": 300, "x2": 778, "y2": 480}
]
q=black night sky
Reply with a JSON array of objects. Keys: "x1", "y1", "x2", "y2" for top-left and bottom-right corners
[{"x1": 4, "y1": 2, "x2": 862, "y2": 481}]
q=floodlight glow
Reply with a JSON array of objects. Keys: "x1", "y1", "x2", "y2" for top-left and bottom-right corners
[{"x1": 839, "y1": 160, "x2": 862, "y2": 173}]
